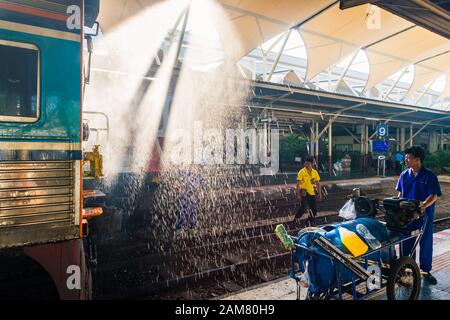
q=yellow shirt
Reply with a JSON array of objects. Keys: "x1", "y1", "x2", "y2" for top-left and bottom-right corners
[{"x1": 297, "y1": 168, "x2": 320, "y2": 196}]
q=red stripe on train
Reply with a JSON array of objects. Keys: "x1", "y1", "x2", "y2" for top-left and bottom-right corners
[{"x1": 0, "y1": 3, "x2": 68, "y2": 22}]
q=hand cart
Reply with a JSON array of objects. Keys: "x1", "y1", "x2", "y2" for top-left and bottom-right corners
[{"x1": 276, "y1": 197, "x2": 428, "y2": 300}]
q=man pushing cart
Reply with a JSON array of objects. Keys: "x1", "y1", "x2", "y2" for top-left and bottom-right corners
[
  {"x1": 276, "y1": 146, "x2": 441, "y2": 300},
  {"x1": 275, "y1": 191, "x2": 432, "y2": 300}
]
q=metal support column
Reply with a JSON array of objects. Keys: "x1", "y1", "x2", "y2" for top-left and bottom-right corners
[
  {"x1": 410, "y1": 125, "x2": 413, "y2": 147},
  {"x1": 429, "y1": 131, "x2": 436, "y2": 153},
  {"x1": 441, "y1": 129, "x2": 444, "y2": 151},
  {"x1": 365, "y1": 125, "x2": 369, "y2": 171},
  {"x1": 251, "y1": 117, "x2": 258, "y2": 163},
  {"x1": 414, "y1": 78, "x2": 436, "y2": 105},
  {"x1": 252, "y1": 60, "x2": 257, "y2": 80},
  {"x1": 153, "y1": 4, "x2": 190, "y2": 143},
  {"x1": 334, "y1": 51, "x2": 358, "y2": 91},
  {"x1": 316, "y1": 121, "x2": 319, "y2": 166},
  {"x1": 404, "y1": 117, "x2": 450, "y2": 149},
  {"x1": 396, "y1": 128, "x2": 400, "y2": 151},
  {"x1": 329, "y1": 119, "x2": 333, "y2": 175},
  {"x1": 267, "y1": 30, "x2": 292, "y2": 82},
  {"x1": 310, "y1": 120, "x2": 315, "y2": 158},
  {"x1": 383, "y1": 67, "x2": 408, "y2": 100},
  {"x1": 264, "y1": 122, "x2": 268, "y2": 157},
  {"x1": 361, "y1": 124, "x2": 365, "y2": 171},
  {"x1": 268, "y1": 119, "x2": 272, "y2": 153},
  {"x1": 262, "y1": 53, "x2": 267, "y2": 82},
  {"x1": 401, "y1": 127, "x2": 406, "y2": 150},
  {"x1": 241, "y1": 115, "x2": 247, "y2": 166}
]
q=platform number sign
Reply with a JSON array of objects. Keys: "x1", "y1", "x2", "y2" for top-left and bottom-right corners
[{"x1": 377, "y1": 124, "x2": 388, "y2": 138}]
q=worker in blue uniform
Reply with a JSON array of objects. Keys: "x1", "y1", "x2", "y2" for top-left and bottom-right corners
[
  {"x1": 175, "y1": 166, "x2": 206, "y2": 235},
  {"x1": 396, "y1": 146, "x2": 442, "y2": 285}
]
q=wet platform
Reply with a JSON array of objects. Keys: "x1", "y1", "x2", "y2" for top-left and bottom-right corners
[{"x1": 221, "y1": 228, "x2": 450, "y2": 300}]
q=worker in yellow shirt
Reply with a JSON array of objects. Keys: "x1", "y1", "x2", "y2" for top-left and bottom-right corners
[{"x1": 295, "y1": 158, "x2": 322, "y2": 224}]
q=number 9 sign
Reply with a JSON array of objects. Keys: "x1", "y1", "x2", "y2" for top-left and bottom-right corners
[{"x1": 377, "y1": 124, "x2": 388, "y2": 138}]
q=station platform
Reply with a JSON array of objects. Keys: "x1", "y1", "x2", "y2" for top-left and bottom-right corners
[{"x1": 221, "y1": 228, "x2": 450, "y2": 300}]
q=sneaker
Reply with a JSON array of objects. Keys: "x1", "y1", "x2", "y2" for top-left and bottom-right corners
[{"x1": 422, "y1": 272, "x2": 437, "y2": 285}]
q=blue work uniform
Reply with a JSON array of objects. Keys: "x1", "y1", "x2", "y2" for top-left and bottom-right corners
[
  {"x1": 396, "y1": 167, "x2": 442, "y2": 272},
  {"x1": 175, "y1": 170, "x2": 206, "y2": 230}
]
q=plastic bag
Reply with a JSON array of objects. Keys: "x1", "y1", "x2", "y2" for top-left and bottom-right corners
[
  {"x1": 297, "y1": 262, "x2": 310, "y2": 300},
  {"x1": 339, "y1": 199, "x2": 356, "y2": 220}
]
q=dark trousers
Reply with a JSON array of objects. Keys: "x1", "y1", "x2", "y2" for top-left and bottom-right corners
[
  {"x1": 295, "y1": 194, "x2": 318, "y2": 219},
  {"x1": 402, "y1": 210, "x2": 434, "y2": 272}
]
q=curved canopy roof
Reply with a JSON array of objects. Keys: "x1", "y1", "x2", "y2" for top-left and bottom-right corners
[
  {"x1": 364, "y1": 26, "x2": 449, "y2": 91},
  {"x1": 97, "y1": 0, "x2": 450, "y2": 100},
  {"x1": 404, "y1": 52, "x2": 450, "y2": 98},
  {"x1": 299, "y1": 3, "x2": 414, "y2": 82}
]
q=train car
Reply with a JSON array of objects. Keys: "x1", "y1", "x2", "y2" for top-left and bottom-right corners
[{"x1": 0, "y1": 0, "x2": 100, "y2": 299}]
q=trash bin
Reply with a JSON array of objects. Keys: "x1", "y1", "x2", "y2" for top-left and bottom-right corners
[{"x1": 377, "y1": 155, "x2": 386, "y2": 177}]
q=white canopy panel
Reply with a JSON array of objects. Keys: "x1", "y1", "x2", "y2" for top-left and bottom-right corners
[
  {"x1": 438, "y1": 74, "x2": 450, "y2": 101},
  {"x1": 364, "y1": 27, "x2": 449, "y2": 91},
  {"x1": 219, "y1": 0, "x2": 336, "y2": 62},
  {"x1": 405, "y1": 52, "x2": 450, "y2": 98},
  {"x1": 97, "y1": 0, "x2": 450, "y2": 99},
  {"x1": 299, "y1": 3, "x2": 413, "y2": 81},
  {"x1": 271, "y1": 70, "x2": 303, "y2": 86},
  {"x1": 98, "y1": 0, "x2": 337, "y2": 63},
  {"x1": 405, "y1": 65, "x2": 441, "y2": 98}
]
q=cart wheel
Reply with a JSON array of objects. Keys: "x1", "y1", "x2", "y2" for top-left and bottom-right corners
[{"x1": 387, "y1": 256, "x2": 421, "y2": 300}]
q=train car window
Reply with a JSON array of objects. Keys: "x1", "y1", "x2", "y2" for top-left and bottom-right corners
[{"x1": 0, "y1": 40, "x2": 39, "y2": 122}]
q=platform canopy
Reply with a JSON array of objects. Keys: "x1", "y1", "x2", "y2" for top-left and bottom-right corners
[
  {"x1": 97, "y1": 0, "x2": 450, "y2": 99},
  {"x1": 250, "y1": 81, "x2": 450, "y2": 130}
]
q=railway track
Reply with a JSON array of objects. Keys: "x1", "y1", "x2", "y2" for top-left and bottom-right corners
[
  {"x1": 93, "y1": 214, "x2": 450, "y2": 300},
  {"x1": 434, "y1": 216, "x2": 450, "y2": 232},
  {"x1": 94, "y1": 185, "x2": 388, "y2": 266},
  {"x1": 1, "y1": 207, "x2": 448, "y2": 300},
  {"x1": 92, "y1": 185, "x2": 392, "y2": 300},
  {"x1": 93, "y1": 213, "x2": 340, "y2": 300}
]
